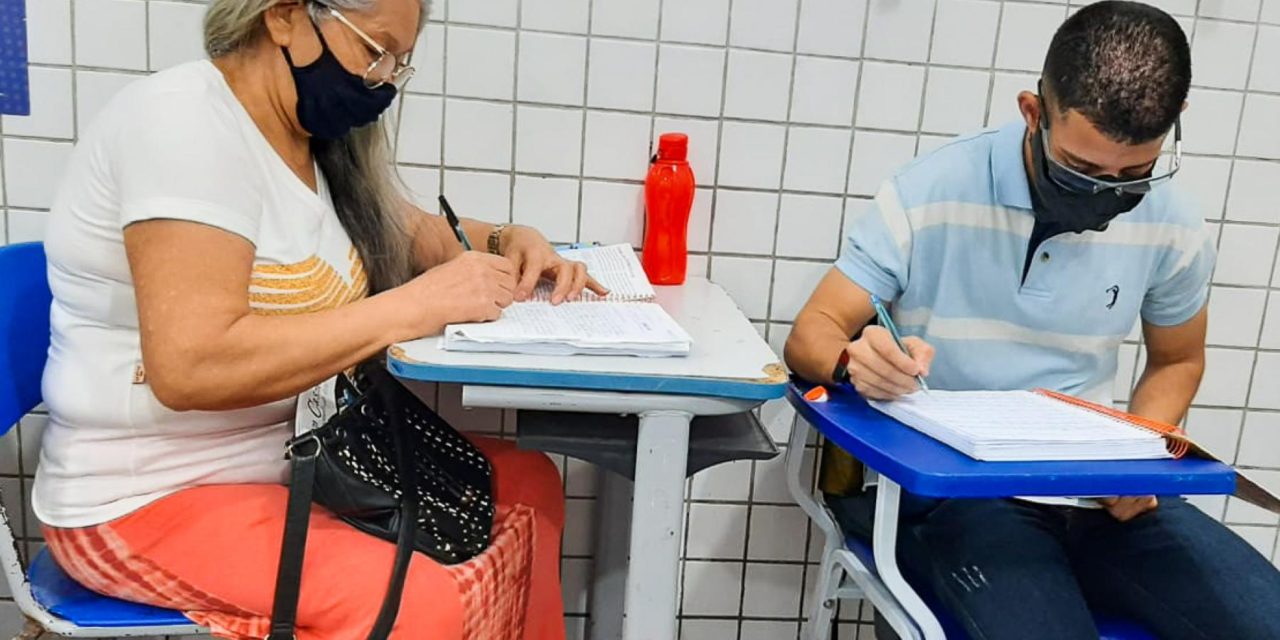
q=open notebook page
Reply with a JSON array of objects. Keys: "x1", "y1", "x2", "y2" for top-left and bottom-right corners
[
  {"x1": 530, "y1": 244, "x2": 656, "y2": 302},
  {"x1": 443, "y1": 301, "x2": 692, "y2": 357},
  {"x1": 870, "y1": 390, "x2": 1171, "y2": 461}
]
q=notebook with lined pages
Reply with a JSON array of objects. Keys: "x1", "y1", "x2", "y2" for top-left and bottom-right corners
[
  {"x1": 868, "y1": 389, "x2": 1177, "y2": 462},
  {"x1": 442, "y1": 244, "x2": 692, "y2": 357},
  {"x1": 529, "y1": 243, "x2": 656, "y2": 303},
  {"x1": 869, "y1": 388, "x2": 1280, "y2": 514}
]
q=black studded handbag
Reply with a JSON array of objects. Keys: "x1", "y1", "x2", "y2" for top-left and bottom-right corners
[{"x1": 266, "y1": 362, "x2": 494, "y2": 640}]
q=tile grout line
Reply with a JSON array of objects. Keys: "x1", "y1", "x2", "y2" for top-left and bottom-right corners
[
  {"x1": 699, "y1": 0, "x2": 737, "y2": 284},
  {"x1": 1225, "y1": 0, "x2": 1268, "y2": 474},
  {"x1": 639, "y1": 1, "x2": 693, "y2": 635},
  {"x1": 749, "y1": 4, "x2": 811, "y2": 631},
  {"x1": 834, "y1": 0, "x2": 876, "y2": 280},
  {"x1": 507, "y1": 0, "x2": 523, "y2": 228},
  {"x1": 571, "y1": 0, "x2": 594, "y2": 245},
  {"x1": 436, "y1": 0, "x2": 450, "y2": 195},
  {"x1": 15, "y1": 89, "x2": 1280, "y2": 167},
  {"x1": 982, "y1": 2, "x2": 1008, "y2": 128},
  {"x1": 911, "y1": 2, "x2": 944, "y2": 156},
  {"x1": 721, "y1": 3, "x2": 754, "y2": 629},
  {"x1": 761, "y1": 0, "x2": 808, "y2": 344},
  {"x1": 1236, "y1": 0, "x2": 1280, "y2": 564}
]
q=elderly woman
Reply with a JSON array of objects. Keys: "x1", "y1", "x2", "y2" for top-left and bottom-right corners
[{"x1": 32, "y1": 1, "x2": 588, "y2": 638}]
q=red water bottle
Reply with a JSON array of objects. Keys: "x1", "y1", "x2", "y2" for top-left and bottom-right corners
[{"x1": 642, "y1": 133, "x2": 696, "y2": 285}]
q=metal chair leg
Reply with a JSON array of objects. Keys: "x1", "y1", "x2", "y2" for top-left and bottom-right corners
[{"x1": 804, "y1": 552, "x2": 843, "y2": 640}]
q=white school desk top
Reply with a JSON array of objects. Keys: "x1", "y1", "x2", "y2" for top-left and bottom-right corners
[{"x1": 388, "y1": 277, "x2": 787, "y2": 401}]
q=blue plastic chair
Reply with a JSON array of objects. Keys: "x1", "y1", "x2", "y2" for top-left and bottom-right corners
[
  {"x1": 783, "y1": 400, "x2": 1156, "y2": 640},
  {"x1": 0, "y1": 242, "x2": 206, "y2": 638}
]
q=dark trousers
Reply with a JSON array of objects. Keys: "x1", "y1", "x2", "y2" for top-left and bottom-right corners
[{"x1": 829, "y1": 490, "x2": 1280, "y2": 640}]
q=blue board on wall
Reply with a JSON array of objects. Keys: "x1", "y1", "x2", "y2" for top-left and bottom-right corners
[{"x1": 0, "y1": 0, "x2": 29, "y2": 116}]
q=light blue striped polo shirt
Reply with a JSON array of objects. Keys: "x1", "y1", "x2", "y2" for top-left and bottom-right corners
[{"x1": 837, "y1": 121, "x2": 1215, "y2": 406}]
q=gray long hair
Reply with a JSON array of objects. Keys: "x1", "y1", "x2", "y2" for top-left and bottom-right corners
[{"x1": 203, "y1": 0, "x2": 428, "y2": 294}]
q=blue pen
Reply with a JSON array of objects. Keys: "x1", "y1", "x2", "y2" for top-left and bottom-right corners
[{"x1": 869, "y1": 294, "x2": 930, "y2": 392}]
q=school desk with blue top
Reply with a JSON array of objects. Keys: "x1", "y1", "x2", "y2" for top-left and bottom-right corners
[
  {"x1": 786, "y1": 381, "x2": 1237, "y2": 640},
  {"x1": 388, "y1": 277, "x2": 788, "y2": 640}
]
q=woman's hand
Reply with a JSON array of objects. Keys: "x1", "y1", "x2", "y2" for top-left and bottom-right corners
[
  {"x1": 500, "y1": 226, "x2": 609, "y2": 303},
  {"x1": 391, "y1": 251, "x2": 518, "y2": 340}
]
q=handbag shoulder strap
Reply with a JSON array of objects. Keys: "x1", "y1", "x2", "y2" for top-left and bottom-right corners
[
  {"x1": 267, "y1": 437, "x2": 321, "y2": 640},
  {"x1": 365, "y1": 405, "x2": 421, "y2": 639},
  {"x1": 269, "y1": 377, "x2": 422, "y2": 640},
  {"x1": 267, "y1": 446, "x2": 418, "y2": 640}
]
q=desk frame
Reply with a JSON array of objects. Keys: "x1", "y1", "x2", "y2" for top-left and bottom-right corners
[
  {"x1": 389, "y1": 278, "x2": 787, "y2": 638},
  {"x1": 785, "y1": 384, "x2": 1237, "y2": 640},
  {"x1": 461, "y1": 385, "x2": 760, "y2": 640},
  {"x1": 785, "y1": 415, "x2": 937, "y2": 640}
]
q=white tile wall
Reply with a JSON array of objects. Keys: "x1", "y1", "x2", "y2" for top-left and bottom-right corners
[
  {"x1": 994, "y1": 3, "x2": 1066, "y2": 72},
  {"x1": 656, "y1": 45, "x2": 725, "y2": 118},
  {"x1": 663, "y1": 4, "x2": 727, "y2": 47},
  {"x1": 522, "y1": 0, "x2": 588, "y2": 33},
  {"x1": 445, "y1": 26, "x2": 516, "y2": 100},
  {"x1": 864, "y1": 0, "x2": 935, "y2": 63},
  {"x1": 723, "y1": 49, "x2": 792, "y2": 122},
  {"x1": 4, "y1": 1, "x2": 1280, "y2": 638},
  {"x1": 516, "y1": 32, "x2": 586, "y2": 105},
  {"x1": 790, "y1": 56, "x2": 860, "y2": 127},
  {"x1": 932, "y1": 0, "x2": 1000, "y2": 67}
]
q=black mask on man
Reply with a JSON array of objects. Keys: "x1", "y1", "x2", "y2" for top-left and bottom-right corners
[
  {"x1": 283, "y1": 21, "x2": 397, "y2": 141},
  {"x1": 1027, "y1": 125, "x2": 1144, "y2": 233}
]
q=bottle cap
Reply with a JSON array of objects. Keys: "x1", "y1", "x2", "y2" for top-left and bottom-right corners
[{"x1": 656, "y1": 133, "x2": 688, "y2": 162}]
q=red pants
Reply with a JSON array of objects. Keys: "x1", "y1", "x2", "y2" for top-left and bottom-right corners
[{"x1": 43, "y1": 437, "x2": 566, "y2": 640}]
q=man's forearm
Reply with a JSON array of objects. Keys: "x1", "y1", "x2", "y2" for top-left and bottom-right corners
[
  {"x1": 1127, "y1": 357, "x2": 1204, "y2": 426},
  {"x1": 784, "y1": 311, "x2": 858, "y2": 384}
]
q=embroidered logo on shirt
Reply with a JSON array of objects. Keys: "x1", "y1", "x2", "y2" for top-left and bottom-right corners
[{"x1": 1105, "y1": 285, "x2": 1120, "y2": 309}]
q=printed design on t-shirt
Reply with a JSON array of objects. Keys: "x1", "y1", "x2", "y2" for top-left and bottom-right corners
[
  {"x1": 249, "y1": 247, "x2": 367, "y2": 315},
  {"x1": 1105, "y1": 285, "x2": 1120, "y2": 309}
]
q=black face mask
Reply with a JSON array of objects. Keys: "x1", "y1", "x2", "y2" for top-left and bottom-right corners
[
  {"x1": 282, "y1": 21, "x2": 397, "y2": 141},
  {"x1": 1027, "y1": 125, "x2": 1144, "y2": 233}
]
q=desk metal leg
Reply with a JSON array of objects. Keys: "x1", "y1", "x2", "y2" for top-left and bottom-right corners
[
  {"x1": 621, "y1": 410, "x2": 692, "y2": 640},
  {"x1": 872, "y1": 479, "x2": 946, "y2": 640},
  {"x1": 588, "y1": 469, "x2": 632, "y2": 640}
]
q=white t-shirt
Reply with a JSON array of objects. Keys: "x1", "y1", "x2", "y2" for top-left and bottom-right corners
[{"x1": 33, "y1": 60, "x2": 369, "y2": 528}]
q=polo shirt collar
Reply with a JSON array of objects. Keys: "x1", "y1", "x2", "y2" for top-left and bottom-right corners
[{"x1": 991, "y1": 121, "x2": 1034, "y2": 211}]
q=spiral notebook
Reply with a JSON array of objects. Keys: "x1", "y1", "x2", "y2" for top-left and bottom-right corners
[
  {"x1": 869, "y1": 390, "x2": 1178, "y2": 462},
  {"x1": 442, "y1": 244, "x2": 691, "y2": 357},
  {"x1": 529, "y1": 244, "x2": 656, "y2": 303},
  {"x1": 867, "y1": 389, "x2": 1280, "y2": 514}
]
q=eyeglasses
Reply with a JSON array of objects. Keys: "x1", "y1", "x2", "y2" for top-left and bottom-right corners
[
  {"x1": 317, "y1": 4, "x2": 416, "y2": 89},
  {"x1": 1040, "y1": 116, "x2": 1182, "y2": 196},
  {"x1": 1035, "y1": 86, "x2": 1182, "y2": 196}
]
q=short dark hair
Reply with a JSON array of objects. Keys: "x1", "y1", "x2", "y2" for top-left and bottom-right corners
[{"x1": 1042, "y1": 1, "x2": 1190, "y2": 144}]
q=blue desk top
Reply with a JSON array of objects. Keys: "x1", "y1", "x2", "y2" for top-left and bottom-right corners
[
  {"x1": 789, "y1": 382, "x2": 1236, "y2": 499},
  {"x1": 389, "y1": 278, "x2": 787, "y2": 402}
]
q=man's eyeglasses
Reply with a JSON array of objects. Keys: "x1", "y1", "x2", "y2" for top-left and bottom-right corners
[
  {"x1": 1040, "y1": 115, "x2": 1182, "y2": 196},
  {"x1": 317, "y1": 3, "x2": 416, "y2": 89},
  {"x1": 1036, "y1": 86, "x2": 1182, "y2": 196}
]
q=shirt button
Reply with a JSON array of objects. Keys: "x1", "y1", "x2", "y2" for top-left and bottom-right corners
[{"x1": 1040, "y1": 252, "x2": 1051, "y2": 263}]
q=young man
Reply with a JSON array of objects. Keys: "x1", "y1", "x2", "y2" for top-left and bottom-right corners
[{"x1": 784, "y1": 2, "x2": 1280, "y2": 638}]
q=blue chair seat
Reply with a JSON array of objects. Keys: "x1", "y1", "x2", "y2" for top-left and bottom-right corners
[
  {"x1": 27, "y1": 548, "x2": 193, "y2": 627},
  {"x1": 846, "y1": 536, "x2": 1156, "y2": 640}
]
